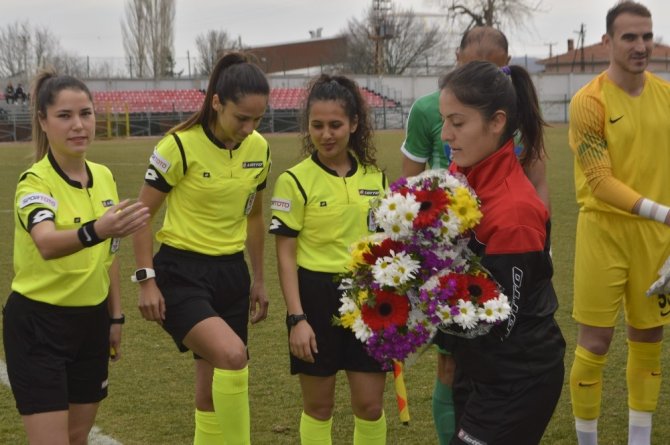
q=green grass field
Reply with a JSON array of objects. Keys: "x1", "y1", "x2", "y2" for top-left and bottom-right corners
[{"x1": 1, "y1": 127, "x2": 669, "y2": 444}]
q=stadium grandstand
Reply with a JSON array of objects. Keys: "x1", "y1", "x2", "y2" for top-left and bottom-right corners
[{"x1": 0, "y1": 85, "x2": 400, "y2": 142}]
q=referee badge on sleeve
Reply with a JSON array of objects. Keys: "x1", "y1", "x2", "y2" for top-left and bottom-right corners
[
  {"x1": 244, "y1": 192, "x2": 256, "y2": 216},
  {"x1": 368, "y1": 208, "x2": 378, "y2": 232},
  {"x1": 110, "y1": 238, "x2": 121, "y2": 254}
]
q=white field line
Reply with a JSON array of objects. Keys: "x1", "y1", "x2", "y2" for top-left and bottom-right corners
[{"x1": 0, "y1": 359, "x2": 122, "y2": 444}]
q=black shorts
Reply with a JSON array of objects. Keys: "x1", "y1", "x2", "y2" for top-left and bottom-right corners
[
  {"x1": 2, "y1": 292, "x2": 109, "y2": 415},
  {"x1": 154, "y1": 244, "x2": 250, "y2": 354},
  {"x1": 451, "y1": 363, "x2": 564, "y2": 445},
  {"x1": 289, "y1": 268, "x2": 385, "y2": 376}
]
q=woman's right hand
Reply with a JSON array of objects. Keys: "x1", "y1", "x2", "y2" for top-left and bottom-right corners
[
  {"x1": 289, "y1": 322, "x2": 318, "y2": 363},
  {"x1": 96, "y1": 199, "x2": 150, "y2": 239},
  {"x1": 138, "y1": 280, "x2": 166, "y2": 323}
]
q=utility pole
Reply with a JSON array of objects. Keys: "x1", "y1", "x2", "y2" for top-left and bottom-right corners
[
  {"x1": 544, "y1": 42, "x2": 557, "y2": 58},
  {"x1": 571, "y1": 23, "x2": 586, "y2": 72},
  {"x1": 369, "y1": 0, "x2": 394, "y2": 75}
]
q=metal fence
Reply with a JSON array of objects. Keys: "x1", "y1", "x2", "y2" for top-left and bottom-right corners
[{"x1": 0, "y1": 105, "x2": 408, "y2": 143}]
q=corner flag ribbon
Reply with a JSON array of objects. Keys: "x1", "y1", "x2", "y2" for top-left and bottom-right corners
[{"x1": 393, "y1": 360, "x2": 410, "y2": 425}]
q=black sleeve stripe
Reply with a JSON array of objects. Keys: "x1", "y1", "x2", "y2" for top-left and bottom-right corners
[
  {"x1": 381, "y1": 172, "x2": 387, "y2": 189},
  {"x1": 172, "y1": 133, "x2": 188, "y2": 175},
  {"x1": 26, "y1": 207, "x2": 55, "y2": 232},
  {"x1": 144, "y1": 165, "x2": 172, "y2": 192},
  {"x1": 256, "y1": 178, "x2": 267, "y2": 192},
  {"x1": 285, "y1": 171, "x2": 307, "y2": 205},
  {"x1": 265, "y1": 143, "x2": 270, "y2": 161},
  {"x1": 269, "y1": 216, "x2": 299, "y2": 237},
  {"x1": 18, "y1": 171, "x2": 39, "y2": 183}
]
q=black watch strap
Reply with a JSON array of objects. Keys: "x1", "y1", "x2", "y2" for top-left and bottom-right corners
[
  {"x1": 287, "y1": 313, "x2": 307, "y2": 327},
  {"x1": 110, "y1": 314, "x2": 125, "y2": 325}
]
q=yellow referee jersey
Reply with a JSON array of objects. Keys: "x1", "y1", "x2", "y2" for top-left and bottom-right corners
[
  {"x1": 144, "y1": 124, "x2": 270, "y2": 255},
  {"x1": 569, "y1": 71, "x2": 670, "y2": 216},
  {"x1": 269, "y1": 152, "x2": 387, "y2": 273},
  {"x1": 12, "y1": 152, "x2": 119, "y2": 307}
]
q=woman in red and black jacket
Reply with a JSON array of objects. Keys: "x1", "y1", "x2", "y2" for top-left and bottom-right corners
[{"x1": 437, "y1": 60, "x2": 565, "y2": 445}]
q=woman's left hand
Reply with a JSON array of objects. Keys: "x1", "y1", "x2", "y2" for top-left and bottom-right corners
[{"x1": 249, "y1": 281, "x2": 269, "y2": 324}]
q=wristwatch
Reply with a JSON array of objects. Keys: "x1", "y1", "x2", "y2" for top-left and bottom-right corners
[
  {"x1": 110, "y1": 314, "x2": 126, "y2": 325},
  {"x1": 131, "y1": 268, "x2": 156, "y2": 283},
  {"x1": 287, "y1": 313, "x2": 308, "y2": 327}
]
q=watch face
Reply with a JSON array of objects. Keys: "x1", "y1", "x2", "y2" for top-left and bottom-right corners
[{"x1": 136, "y1": 269, "x2": 147, "y2": 280}]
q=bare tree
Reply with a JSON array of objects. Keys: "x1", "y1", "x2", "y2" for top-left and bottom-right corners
[
  {"x1": 33, "y1": 26, "x2": 60, "y2": 70},
  {"x1": 0, "y1": 21, "x2": 31, "y2": 77},
  {"x1": 195, "y1": 30, "x2": 239, "y2": 76},
  {"x1": 431, "y1": 0, "x2": 543, "y2": 32},
  {"x1": 121, "y1": 0, "x2": 174, "y2": 78},
  {"x1": 122, "y1": 0, "x2": 150, "y2": 77},
  {"x1": 344, "y1": 5, "x2": 444, "y2": 75},
  {"x1": 147, "y1": 0, "x2": 176, "y2": 78}
]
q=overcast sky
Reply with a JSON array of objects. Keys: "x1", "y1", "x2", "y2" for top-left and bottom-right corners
[{"x1": 1, "y1": 0, "x2": 669, "y2": 62}]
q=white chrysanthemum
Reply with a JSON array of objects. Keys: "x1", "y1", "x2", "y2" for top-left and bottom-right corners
[
  {"x1": 436, "y1": 304, "x2": 455, "y2": 326},
  {"x1": 376, "y1": 193, "x2": 405, "y2": 220},
  {"x1": 440, "y1": 209, "x2": 463, "y2": 239},
  {"x1": 453, "y1": 299, "x2": 478, "y2": 330},
  {"x1": 352, "y1": 317, "x2": 372, "y2": 342},
  {"x1": 478, "y1": 300, "x2": 499, "y2": 323},
  {"x1": 494, "y1": 294, "x2": 512, "y2": 321},
  {"x1": 393, "y1": 252, "x2": 420, "y2": 281},
  {"x1": 372, "y1": 251, "x2": 420, "y2": 287},
  {"x1": 372, "y1": 258, "x2": 394, "y2": 286},
  {"x1": 338, "y1": 296, "x2": 358, "y2": 315}
]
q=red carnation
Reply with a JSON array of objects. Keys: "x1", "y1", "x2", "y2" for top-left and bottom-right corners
[
  {"x1": 465, "y1": 274, "x2": 499, "y2": 303},
  {"x1": 363, "y1": 238, "x2": 405, "y2": 265},
  {"x1": 413, "y1": 189, "x2": 449, "y2": 229},
  {"x1": 361, "y1": 290, "x2": 410, "y2": 331}
]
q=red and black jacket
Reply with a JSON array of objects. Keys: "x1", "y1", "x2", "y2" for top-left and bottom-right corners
[{"x1": 449, "y1": 140, "x2": 565, "y2": 383}]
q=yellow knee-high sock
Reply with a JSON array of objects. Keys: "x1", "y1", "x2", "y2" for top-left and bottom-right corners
[
  {"x1": 212, "y1": 366, "x2": 250, "y2": 445},
  {"x1": 300, "y1": 411, "x2": 332, "y2": 445},
  {"x1": 627, "y1": 340, "x2": 662, "y2": 412},
  {"x1": 194, "y1": 409, "x2": 225, "y2": 445},
  {"x1": 570, "y1": 345, "x2": 607, "y2": 420},
  {"x1": 353, "y1": 412, "x2": 386, "y2": 445}
]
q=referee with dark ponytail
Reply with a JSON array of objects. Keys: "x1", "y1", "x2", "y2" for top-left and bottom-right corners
[{"x1": 133, "y1": 52, "x2": 271, "y2": 445}]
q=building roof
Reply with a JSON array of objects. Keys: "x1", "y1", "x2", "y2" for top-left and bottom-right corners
[
  {"x1": 537, "y1": 41, "x2": 670, "y2": 68},
  {"x1": 247, "y1": 37, "x2": 348, "y2": 74}
]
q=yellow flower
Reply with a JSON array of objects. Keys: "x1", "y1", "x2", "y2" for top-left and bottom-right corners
[
  {"x1": 357, "y1": 290, "x2": 369, "y2": 305},
  {"x1": 449, "y1": 187, "x2": 482, "y2": 229},
  {"x1": 340, "y1": 309, "x2": 360, "y2": 328},
  {"x1": 349, "y1": 240, "x2": 371, "y2": 269}
]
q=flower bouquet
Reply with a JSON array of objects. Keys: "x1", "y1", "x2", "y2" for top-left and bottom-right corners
[
  {"x1": 417, "y1": 262, "x2": 511, "y2": 339},
  {"x1": 335, "y1": 169, "x2": 511, "y2": 369}
]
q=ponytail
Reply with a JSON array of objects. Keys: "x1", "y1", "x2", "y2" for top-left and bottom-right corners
[
  {"x1": 439, "y1": 61, "x2": 546, "y2": 167},
  {"x1": 508, "y1": 65, "x2": 546, "y2": 166},
  {"x1": 171, "y1": 52, "x2": 269, "y2": 133}
]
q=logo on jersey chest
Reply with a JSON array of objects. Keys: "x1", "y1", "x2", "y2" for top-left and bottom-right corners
[
  {"x1": 359, "y1": 189, "x2": 380, "y2": 197},
  {"x1": 102, "y1": 199, "x2": 114, "y2": 207},
  {"x1": 242, "y1": 161, "x2": 264, "y2": 169}
]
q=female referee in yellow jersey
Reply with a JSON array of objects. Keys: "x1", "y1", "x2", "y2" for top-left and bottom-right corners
[
  {"x1": 132, "y1": 52, "x2": 270, "y2": 445},
  {"x1": 3, "y1": 69, "x2": 149, "y2": 445},
  {"x1": 270, "y1": 74, "x2": 388, "y2": 445}
]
